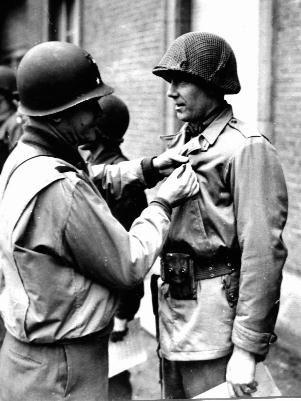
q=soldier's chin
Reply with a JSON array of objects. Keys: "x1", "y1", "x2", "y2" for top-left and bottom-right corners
[{"x1": 176, "y1": 112, "x2": 189, "y2": 122}]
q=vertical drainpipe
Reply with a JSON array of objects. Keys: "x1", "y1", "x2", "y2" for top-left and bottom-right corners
[
  {"x1": 73, "y1": 0, "x2": 82, "y2": 47},
  {"x1": 160, "y1": 0, "x2": 175, "y2": 149},
  {"x1": 174, "y1": 0, "x2": 192, "y2": 133},
  {"x1": 258, "y1": 0, "x2": 275, "y2": 142},
  {"x1": 270, "y1": 0, "x2": 278, "y2": 145},
  {"x1": 162, "y1": 0, "x2": 192, "y2": 145},
  {"x1": 42, "y1": 1, "x2": 50, "y2": 42}
]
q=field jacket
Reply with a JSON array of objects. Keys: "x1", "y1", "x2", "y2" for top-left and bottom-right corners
[
  {"x1": 0, "y1": 123, "x2": 170, "y2": 343},
  {"x1": 158, "y1": 104, "x2": 288, "y2": 361}
]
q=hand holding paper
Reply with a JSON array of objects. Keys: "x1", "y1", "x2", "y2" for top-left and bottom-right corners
[{"x1": 226, "y1": 345, "x2": 257, "y2": 397}]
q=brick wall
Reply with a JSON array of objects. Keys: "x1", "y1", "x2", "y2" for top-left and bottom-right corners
[
  {"x1": 272, "y1": 0, "x2": 301, "y2": 275},
  {"x1": 0, "y1": 0, "x2": 169, "y2": 160},
  {"x1": 82, "y1": 0, "x2": 167, "y2": 160}
]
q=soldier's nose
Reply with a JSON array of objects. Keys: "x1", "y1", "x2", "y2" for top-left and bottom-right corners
[{"x1": 167, "y1": 82, "x2": 178, "y2": 98}]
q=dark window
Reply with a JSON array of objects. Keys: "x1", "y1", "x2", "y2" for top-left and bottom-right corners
[{"x1": 48, "y1": 0, "x2": 80, "y2": 44}]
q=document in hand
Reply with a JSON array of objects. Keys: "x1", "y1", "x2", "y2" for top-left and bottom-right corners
[
  {"x1": 108, "y1": 318, "x2": 147, "y2": 378},
  {"x1": 192, "y1": 362, "x2": 281, "y2": 399}
]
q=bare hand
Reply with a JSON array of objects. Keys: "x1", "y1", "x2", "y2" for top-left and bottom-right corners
[
  {"x1": 157, "y1": 163, "x2": 199, "y2": 206},
  {"x1": 226, "y1": 346, "x2": 257, "y2": 398},
  {"x1": 153, "y1": 150, "x2": 189, "y2": 177}
]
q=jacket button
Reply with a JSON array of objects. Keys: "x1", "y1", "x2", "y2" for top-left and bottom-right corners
[
  {"x1": 227, "y1": 262, "x2": 232, "y2": 267},
  {"x1": 208, "y1": 266, "x2": 213, "y2": 271},
  {"x1": 210, "y1": 273, "x2": 215, "y2": 278}
]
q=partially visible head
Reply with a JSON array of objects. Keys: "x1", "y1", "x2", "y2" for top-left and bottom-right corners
[
  {"x1": 97, "y1": 94, "x2": 130, "y2": 143},
  {"x1": 0, "y1": 66, "x2": 17, "y2": 95},
  {"x1": 0, "y1": 66, "x2": 18, "y2": 115},
  {"x1": 152, "y1": 32, "x2": 241, "y2": 96},
  {"x1": 81, "y1": 94, "x2": 130, "y2": 151}
]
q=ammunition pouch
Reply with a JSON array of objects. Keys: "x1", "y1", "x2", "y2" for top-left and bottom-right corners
[
  {"x1": 161, "y1": 252, "x2": 240, "y2": 300},
  {"x1": 161, "y1": 253, "x2": 196, "y2": 300}
]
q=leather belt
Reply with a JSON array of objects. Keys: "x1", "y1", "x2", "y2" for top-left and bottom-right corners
[
  {"x1": 162, "y1": 252, "x2": 240, "y2": 281},
  {"x1": 194, "y1": 259, "x2": 237, "y2": 280}
]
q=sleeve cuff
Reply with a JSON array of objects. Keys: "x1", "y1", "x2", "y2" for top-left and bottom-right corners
[
  {"x1": 149, "y1": 196, "x2": 172, "y2": 218},
  {"x1": 141, "y1": 157, "x2": 162, "y2": 188},
  {"x1": 232, "y1": 320, "x2": 276, "y2": 359}
]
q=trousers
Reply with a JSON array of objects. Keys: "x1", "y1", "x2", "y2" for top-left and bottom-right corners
[
  {"x1": 163, "y1": 354, "x2": 231, "y2": 399},
  {"x1": 0, "y1": 331, "x2": 110, "y2": 401}
]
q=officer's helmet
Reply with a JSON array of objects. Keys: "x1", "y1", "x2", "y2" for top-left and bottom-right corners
[
  {"x1": 17, "y1": 41, "x2": 113, "y2": 117},
  {"x1": 98, "y1": 95, "x2": 130, "y2": 143},
  {"x1": 153, "y1": 32, "x2": 241, "y2": 95}
]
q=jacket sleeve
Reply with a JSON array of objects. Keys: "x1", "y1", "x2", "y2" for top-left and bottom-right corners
[
  {"x1": 99, "y1": 180, "x2": 148, "y2": 231},
  {"x1": 64, "y1": 178, "x2": 170, "y2": 290},
  {"x1": 90, "y1": 157, "x2": 162, "y2": 198},
  {"x1": 90, "y1": 158, "x2": 145, "y2": 199},
  {"x1": 228, "y1": 138, "x2": 288, "y2": 358}
]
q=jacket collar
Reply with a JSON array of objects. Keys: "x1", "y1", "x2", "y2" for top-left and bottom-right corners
[
  {"x1": 20, "y1": 118, "x2": 88, "y2": 173},
  {"x1": 181, "y1": 103, "x2": 233, "y2": 155},
  {"x1": 201, "y1": 104, "x2": 233, "y2": 145}
]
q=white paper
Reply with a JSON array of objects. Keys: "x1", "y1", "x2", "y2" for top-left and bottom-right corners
[
  {"x1": 108, "y1": 318, "x2": 147, "y2": 378},
  {"x1": 193, "y1": 362, "x2": 281, "y2": 399}
]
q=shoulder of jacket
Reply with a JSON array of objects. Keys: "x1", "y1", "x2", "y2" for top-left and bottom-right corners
[
  {"x1": 228, "y1": 117, "x2": 264, "y2": 139},
  {"x1": 0, "y1": 155, "x2": 81, "y2": 207},
  {"x1": 26, "y1": 156, "x2": 82, "y2": 187}
]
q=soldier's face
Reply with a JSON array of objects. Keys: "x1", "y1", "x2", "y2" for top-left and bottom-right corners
[
  {"x1": 167, "y1": 80, "x2": 218, "y2": 122},
  {"x1": 69, "y1": 100, "x2": 102, "y2": 146}
]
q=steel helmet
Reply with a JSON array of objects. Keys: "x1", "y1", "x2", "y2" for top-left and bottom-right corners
[
  {"x1": 153, "y1": 32, "x2": 240, "y2": 94},
  {"x1": 98, "y1": 95, "x2": 130, "y2": 142},
  {"x1": 17, "y1": 41, "x2": 113, "y2": 116},
  {"x1": 0, "y1": 66, "x2": 17, "y2": 96}
]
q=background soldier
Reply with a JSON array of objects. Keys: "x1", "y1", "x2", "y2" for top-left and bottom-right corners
[
  {"x1": 0, "y1": 65, "x2": 24, "y2": 348},
  {"x1": 152, "y1": 32, "x2": 288, "y2": 398},
  {"x1": 0, "y1": 66, "x2": 23, "y2": 172},
  {"x1": 81, "y1": 94, "x2": 147, "y2": 400},
  {"x1": 0, "y1": 41, "x2": 199, "y2": 401}
]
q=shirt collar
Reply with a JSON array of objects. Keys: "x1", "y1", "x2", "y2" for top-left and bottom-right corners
[{"x1": 184, "y1": 102, "x2": 227, "y2": 141}]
